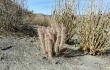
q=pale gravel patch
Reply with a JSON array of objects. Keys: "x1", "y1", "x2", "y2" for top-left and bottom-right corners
[{"x1": 0, "y1": 35, "x2": 110, "y2": 70}]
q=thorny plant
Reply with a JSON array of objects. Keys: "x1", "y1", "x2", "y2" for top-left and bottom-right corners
[{"x1": 38, "y1": 20, "x2": 66, "y2": 59}]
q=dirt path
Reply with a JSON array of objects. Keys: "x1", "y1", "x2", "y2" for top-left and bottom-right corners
[{"x1": 0, "y1": 36, "x2": 110, "y2": 70}]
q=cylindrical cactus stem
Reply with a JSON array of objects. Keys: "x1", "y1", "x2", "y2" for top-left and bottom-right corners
[
  {"x1": 47, "y1": 27, "x2": 55, "y2": 44},
  {"x1": 59, "y1": 24, "x2": 66, "y2": 50},
  {"x1": 47, "y1": 35, "x2": 53, "y2": 58},
  {"x1": 54, "y1": 24, "x2": 61, "y2": 56},
  {"x1": 44, "y1": 32, "x2": 48, "y2": 54},
  {"x1": 37, "y1": 27, "x2": 46, "y2": 54}
]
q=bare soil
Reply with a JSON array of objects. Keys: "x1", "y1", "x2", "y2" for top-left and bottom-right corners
[{"x1": 0, "y1": 35, "x2": 110, "y2": 70}]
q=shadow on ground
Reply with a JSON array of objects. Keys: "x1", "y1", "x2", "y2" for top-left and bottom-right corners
[{"x1": 59, "y1": 48, "x2": 85, "y2": 58}]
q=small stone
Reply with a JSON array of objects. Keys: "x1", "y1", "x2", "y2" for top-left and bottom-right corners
[
  {"x1": 42, "y1": 57, "x2": 48, "y2": 60},
  {"x1": 55, "y1": 60, "x2": 60, "y2": 65},
  {"x1": 1, "y1": 57, "x2": 4, "y2": 60}
]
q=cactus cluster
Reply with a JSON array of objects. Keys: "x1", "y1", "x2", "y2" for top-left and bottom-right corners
[{"x1": 37, "y1": 23, "x2": 66, "y2": 58}]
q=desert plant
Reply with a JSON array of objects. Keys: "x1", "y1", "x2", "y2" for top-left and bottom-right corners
[
  {"x1": 53, "y1": 0, "x2": 77, "y2": 43},
  {"x1": 37, "y1": 21, "x2": 66, "y2": 58},
  {"x1": 77, "y1": 0, "x2": 110, "y2": 55},
  {"x1": 52, "y1": 0, "x2": 110, "y2": 55},
  {"x1": 27, "y1": 14, "x2": 50, "y2": 26},
  {"x1": 0, "y1": 0, "x2": 28, "y2": 30}
]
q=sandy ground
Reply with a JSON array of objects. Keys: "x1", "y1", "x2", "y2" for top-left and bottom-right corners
[{"x1": 0, "y1": 35, "x2": 110, "y2": 70}]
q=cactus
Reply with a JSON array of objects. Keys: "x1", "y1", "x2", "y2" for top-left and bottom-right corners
[{"x1": 37, "y1": 23, "x2": 66, "y2": 58}]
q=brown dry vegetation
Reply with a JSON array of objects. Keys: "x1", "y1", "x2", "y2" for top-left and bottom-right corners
[
  {"x1": 0, "y1": 0, "x2": 50, "y2": 36},
  {"x1": 0, "y1": 0, "x2": 29, "y2": 30},
  {"x1": 27, "y1": 14, "x2": 50, "y2": 26},
  {"x1": 52, "y1": 0, "x2": 110, "y2": 56},
  {"x1": 0, "y1": 0, "x2": 110, "y2": 58}
]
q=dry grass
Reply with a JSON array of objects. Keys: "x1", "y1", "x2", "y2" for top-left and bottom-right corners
[{"x1": 30, "y1": 14, "x2": 50, "y2": 26}]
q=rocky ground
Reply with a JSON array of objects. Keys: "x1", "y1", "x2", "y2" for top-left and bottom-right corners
[{"x1": 0, "y1": 35, "x2": 110, "y2": 70}]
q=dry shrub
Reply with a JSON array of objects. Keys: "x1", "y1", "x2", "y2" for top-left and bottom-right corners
[
  {"x1": 37, "y1": 21, "x2": 66, "y2": 59},
  {"x1": 0, "y1": 0, "x2": 29, "y2": 31},
  {"x1": 77, "y1": 1, "x2": 110, "y2": 55},
  {"x1": 53, "y1": 0, "x2": 77, "y2": 43},
  {"x1": 31, "y1": 14, "x2": 50, "y2": 26},
  {"x1": 52, "y1": 0, "x2": 110, "y2": 55}
]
